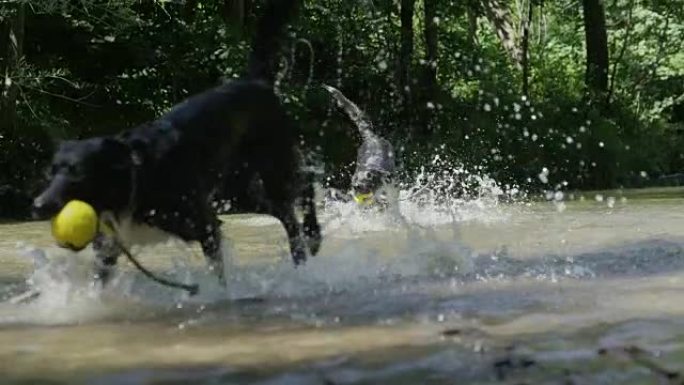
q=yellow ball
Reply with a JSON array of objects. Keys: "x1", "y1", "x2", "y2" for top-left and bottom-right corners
[
  {"x1": 353, "y1": 192, "x2": 374, "y2": 205},
  {"x1": 51, "y1": 200, "x2": 98, "y2": 251}
]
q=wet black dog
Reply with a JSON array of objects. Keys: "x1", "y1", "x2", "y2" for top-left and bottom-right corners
[
  {"x1": 33, "y1": 0, "x2": 320, "y2": 285},
  {"x1": 323, "y1": 85, "x2": 396, "y2": 206}
]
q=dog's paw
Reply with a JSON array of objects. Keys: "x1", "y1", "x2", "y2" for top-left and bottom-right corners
[
  {"x1": 208, "y1": 260, "x2": 227, "y2": 287},
  {"x1": 292, "y1": 246, "x2": 309, "y2": 266},
  {"x1": 306, "y1": 234, "x2": 321, "y2": 256}
]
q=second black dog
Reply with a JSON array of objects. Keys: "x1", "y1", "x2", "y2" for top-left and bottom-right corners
[{"x1": 323, "y1": 85, "x2": 396, "y2": 207}]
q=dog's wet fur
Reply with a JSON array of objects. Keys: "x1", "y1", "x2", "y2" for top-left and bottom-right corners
[
  {"x1": 323, "y1": 85, "x2": 396, "y2": 206},
  {"x1": 33, "y1": 0, "x2": 320, "y2": 286}
]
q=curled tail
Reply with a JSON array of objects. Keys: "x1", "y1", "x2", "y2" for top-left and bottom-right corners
[
  {"x1": 322, "y1": 84, "x2": 374, "y2": 140},
  {"x1": 248, "y1": 0, "x2": 300, "y2": 83}
]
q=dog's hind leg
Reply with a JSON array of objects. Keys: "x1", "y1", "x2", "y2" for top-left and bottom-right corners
[
  {"x1": 271, "y1": 202, "x2": 309, "y2": 265},
  {"x1": 300, "y1": 174, "x2": 321, "y2": 256},
  {"x1": 260, "y1": 169, "x2": 309, "y2": 265},
  {"x1": 256, "y1": 147, "x2": 314, "y2": 265}
]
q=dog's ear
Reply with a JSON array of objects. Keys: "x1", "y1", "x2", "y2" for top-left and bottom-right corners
[{"x1": 102, "y1": 137, "x2": 145, "y2": 167}]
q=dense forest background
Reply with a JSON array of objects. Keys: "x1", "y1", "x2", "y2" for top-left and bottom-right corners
[{"x1": 0, "y1": 0, "x2": 682, "y2": 213}]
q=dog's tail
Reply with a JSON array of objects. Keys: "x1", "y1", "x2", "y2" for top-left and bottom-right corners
[
  {"x1": 322, "y1": 84, "x2": 375, "y2": 140},
  {"x1": 247, "y1": 0, "x2": 300, "y2": 83}
]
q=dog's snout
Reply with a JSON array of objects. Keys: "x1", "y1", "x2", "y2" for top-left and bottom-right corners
[{"x1": 32, "y1": 196, "x2": 60, "y2": 219}]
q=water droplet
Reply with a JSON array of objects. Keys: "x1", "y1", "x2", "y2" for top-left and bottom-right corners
[
  {"x1": 555, "y1": 201, "x2": 567, "y2": 213},
  {"x1": 538, "y1": 167, "x2": 549, "y2": 184}
]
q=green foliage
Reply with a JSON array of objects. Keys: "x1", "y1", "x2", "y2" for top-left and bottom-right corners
[{"x1": 1, "y1": 0, "x2": 683, "y2": 194}]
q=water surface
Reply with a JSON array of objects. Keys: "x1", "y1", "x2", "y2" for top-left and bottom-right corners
[{"x1": 1, "y1": 188, "x2": 684, "y2": 384}]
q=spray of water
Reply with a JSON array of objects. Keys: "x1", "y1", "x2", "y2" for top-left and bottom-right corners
[{"x1": 1, "y1": 149, "x2": 528, "y2": 325}]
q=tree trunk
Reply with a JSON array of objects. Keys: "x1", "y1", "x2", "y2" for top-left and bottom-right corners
[
  {"x1": 480, "y1": 0, "x2": 521, "y2": 68},
  {"x1": 521, "y1": 0, "x2": 533, "y2": 97},
  {"x1": 606, "y1": 0, "x2": 635, "y2": 108},
  {"x1": 421, "y1": 0, "x2": 438, "y2": 135},
  {"x1": 581, "y1": 0, "x2": 609, "y2": 96},
  {"x1": 223, "y1": 0, "x2": 246, "y2": 30},
  {"x1": 182, "y1": 0, "x2": 199, "y2": 21},
  {"x1": 423, "y1": 0, "x2": 438, "y2": 99},
  {"x1": 399, "y1": 0, "x2": 415, "y2": 130},
  {"x1": 467, "y1": 4, "x2": 478, "y2": 48},
  {"x1": 0, "y1": 2, "x2": 25, "y2": 133}
]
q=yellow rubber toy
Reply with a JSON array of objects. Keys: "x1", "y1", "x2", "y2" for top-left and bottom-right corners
[
  {"x1": 51, "y1": 200, "x2": 98, "y2": 251},
  {"x1": 353, "y1": 192, "x2": 374, "y2": 205}
]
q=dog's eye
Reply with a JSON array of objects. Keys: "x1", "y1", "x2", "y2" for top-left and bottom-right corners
[
  {"x1": 66, "y1": 164, "x2": 80, "y2": 174},
  {"x1": 50, "y1": 164, "x2": 58, "y2": 175}
]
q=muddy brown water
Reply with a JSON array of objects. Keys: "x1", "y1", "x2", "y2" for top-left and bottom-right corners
[{"x1": 1, "y1": 188, "x2": 684, "y2": 384}]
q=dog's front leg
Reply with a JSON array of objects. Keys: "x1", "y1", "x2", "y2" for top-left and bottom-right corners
[
  {"x1": 92, "y1": 232, "x2": 122, "y2": 287},
  {"x1": 191, "y1": 209, "x2": 227, "y2": 286},
  {"x1": 200, "y1": 226, "x2": 227, "y2": 286}
]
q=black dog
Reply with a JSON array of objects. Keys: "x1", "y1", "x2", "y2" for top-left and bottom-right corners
[
  {"x1": 33, "y1": 0, "x2": 320, "y2": 285},
  {"x1": 323, "y1": 85, "x2": 396, "y2": 207}
]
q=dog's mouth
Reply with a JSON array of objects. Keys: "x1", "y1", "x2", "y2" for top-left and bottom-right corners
[
  {"x1": 32, "y1": 197, "x2": 64, "y2": 220},
  {"x1": 353, "y1": 192, "x2": 375, "y2": 205}
]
